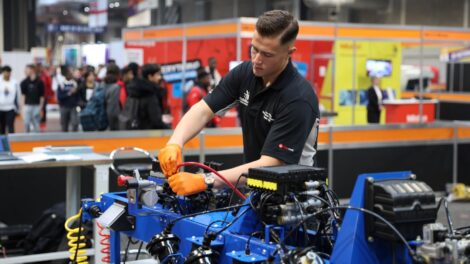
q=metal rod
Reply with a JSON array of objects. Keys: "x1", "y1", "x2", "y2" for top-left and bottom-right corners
[
  {"x1": 418, "y1": 27, "x2": 424, "y2": 123},
  {"x1": 328, "y1": 125, "x2": 334, "y2": 189},
  {"x1": 199, "y1": 130, "x2": 206, "y2": 164},
  {"x1": 351, "y1": 40, "x2": 357, "y2": 125},
  {"x1": 453, "y1": 126, "x2": 458, "y2": 184}
]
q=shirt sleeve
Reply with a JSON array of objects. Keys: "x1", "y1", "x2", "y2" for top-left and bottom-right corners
[
  {"x1": 203, "y1": 62, "x2": 246, "y2": 113},
  {"x1": 261, "y1": 100, "x2": 318, "y2": 164}
]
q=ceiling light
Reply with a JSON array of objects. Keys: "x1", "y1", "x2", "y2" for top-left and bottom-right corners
[
  {"x1": 114, "y1": 2, "x2": 120, "y2": 7},
  {"x1": 62, "y1": 10, "x2": 68, "y2": 15},
  {"x1": 109, "y1": 3, "x2": 115, "y2": 8},
  {"x1": 84, "y1": 6, "x2": 90, "y2": 12}
]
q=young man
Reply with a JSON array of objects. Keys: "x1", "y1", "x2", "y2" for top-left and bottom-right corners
[
  {"x1": 121, "y1": 64, "x2": 168, "y2": 130},
  {"x1": 367, "y1": 76, "x2": 383, "y2": 124},
  {"x1": 159, "y1": 10, "x2": 320, "y2": 196},
  {"x1": 205, "y1": 57, "x2": 222, "y2": 90},
  {"x1": 56, "y1": 66, "x2": 80, "y2": 132},
  {"x1": 20, "y1": 64, "x2": 45, "y2": 133},
  {"x1": 0, "y1": 66, "x2": 20, "y2": 134}
]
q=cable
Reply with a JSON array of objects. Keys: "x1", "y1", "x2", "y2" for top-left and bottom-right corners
[
  {"x1": 202, "y1": 208, "x2": 251, "y2": 246},
  {"x1": 204, "y1": 220, "x2": 230, "y2": 235},
  {"x1": 122, "y1": 237, "x2": 131, "y2": 263},
  {"x1": 64, "y1": 208, "x2": 88, "y2": 264},
  {"x1": 273, "y1": 206, "x2": 418, "y2": 261},
  {"x1": 165, "y1": 204, "x2": 249, "y2": 233},
  {"x1": 176, "y1": 162, "x2": 246, "y2": 200},
  {"x1": 437, "y1": 197, "x2": 456, "y2": 236},
  {"x1": 135, "y1": 241, "x2": 143, "y2": 261},
  {"x1": 245, "y1": 231, "x2": 262, "y2": 255},
  {"x1": 97, "y1": 222, "x2": 111, "y2": 263},
  {"x1": 223, "y1": 174, "x2": 245, "y2": 223},
  {"x1": 292, "y1": 194, "x2": 310, "y2": 245}
]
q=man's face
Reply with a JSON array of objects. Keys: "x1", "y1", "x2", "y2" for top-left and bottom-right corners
[
  {"x1": 3, "y1": 71, "x2": 11, "y2": 80},
  {"x1": 372, "y1": 77, "x2": 380, "y2": 86},
  {"x1": 123, "y1": 71, "x2": 134, "y2": 82},
  {"x1": 25, "y1": 67, "x2": 32, "y2": 77},
  {"x1": 251, "y1": 30, "x2": 294, "y2": 79},
  {"x1": 209, "y1": 58, "x2": 217, "y2": 69},
  {"x1": 149, "y1": 72, "x2": 162, "y2": 84}
]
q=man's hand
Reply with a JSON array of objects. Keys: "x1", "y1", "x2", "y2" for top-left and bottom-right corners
[
  {"x1": 168, "y1": 172, "x2": 207, "y2": 196},
  {"x1": 158, "y1": 144, "x2": 182, "y2": 177}
]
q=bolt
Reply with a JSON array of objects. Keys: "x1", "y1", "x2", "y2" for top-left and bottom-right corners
[
  {"x1": 368, "y1": 236, "x2": 374, "y2": 242},
  {"x1": 366, "y1": 177, "x2": 374, "y2": 183},
  {"x1": 251, "y1": 257, "x2": 256, "y2": 261},
  {"x1": 192, "y1": 236, "x2": 196, "y2": 240},
  {"x1": 410, "y1": 174, "x2": 416, "y2": 180},
  {"x1": 262, "y1": 249, "x2": 267, "y2": 255},
  {"x1": 232, "y1": 250, "x2": 236, "y2": 254}
]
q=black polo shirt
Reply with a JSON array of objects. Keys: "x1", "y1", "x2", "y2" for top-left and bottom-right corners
[{"x1": 203, "y1": 61, "x2": 320, "y2": 165}]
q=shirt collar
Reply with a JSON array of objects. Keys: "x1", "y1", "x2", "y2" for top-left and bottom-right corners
[{"x1": 255, "y1": 60, "x2": 296, "y2": 91}]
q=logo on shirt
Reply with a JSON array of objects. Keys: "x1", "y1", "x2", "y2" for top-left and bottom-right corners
[
  {"x1": 262, "y1": 110, "x2": 275, "y2": 123},
  {"x1": 278, "y1": 144, "x2": 294, "y2": 152},
  {"x1": 239, "y1": 90, "x2": 249, "y2": 106}
]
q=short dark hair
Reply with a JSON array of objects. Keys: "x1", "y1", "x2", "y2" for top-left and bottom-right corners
[
  {"x1": 104, "y1": 64, "x2": 120, "y2": 84},
  {"x1": 141, "y1": 64, "x2": 161, "y2": 80},
  {"x1": 121, "y1": 66, "x2": 132, "y2": 75},
  {"x1": 128, "y1": 62, "x2": 139, "y2": 77},
  {"x1": 256, "y1": 10, "x2": 299, "y2": 45},
  {"x1": 2, "y1": 66, "x2": 12, "y2": 72},
  {"x1": 26, "y1": 64, "x2": 36, "y2": 71}
]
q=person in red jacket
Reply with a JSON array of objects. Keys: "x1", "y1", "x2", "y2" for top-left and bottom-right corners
[
  {"x1": 187, "y1": 70, "x2": 220, "y2": 127},
  {"x1": 37, "y1": 64, "x2": 53, "y2": 129}
]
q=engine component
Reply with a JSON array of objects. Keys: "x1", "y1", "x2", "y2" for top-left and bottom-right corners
[
  {"x1": 184, "y1": 246, "x2": 219, "y2": 264},
  {"x1": 417, "y1": 238, "x2": 470, "y2": 263},
  {"x1": 423, "y1": 223, "x2": 448, "y2": 244},
  {"x1": 247, "y1": 165, "x2": 326, "y2": 195},
  {"x1": 364, "y1": 177, "x2": 438, "y2": 241},
  {"x1": 146, "y1": 232, "x2": 180, "y2": 263}
]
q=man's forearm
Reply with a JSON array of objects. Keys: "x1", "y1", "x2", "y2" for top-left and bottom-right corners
[
  {"x1": 213, "y1": 155, "x2": 284, "y2": 188},
  {"x1": 167, "y1": 100, "x2": 214, "y2": 146}
]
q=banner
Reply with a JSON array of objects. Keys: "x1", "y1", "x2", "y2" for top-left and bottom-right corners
[{"x1": 89, "y1": 0, "x2": 108, "y2": 28}]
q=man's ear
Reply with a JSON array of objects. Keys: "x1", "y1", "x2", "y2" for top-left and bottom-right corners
[{"x1": 288, "y1": 46, "x2": 297, "y2": 55}]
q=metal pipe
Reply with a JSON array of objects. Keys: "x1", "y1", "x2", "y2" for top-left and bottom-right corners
[
  {"x1": 199, "y1": 130, "x2": 206, "y2": 164},
  {"x1": 418, "y1": 27, "x2": 424, "y2": 123},
  {"x1": 453, "y1": 126, "x2": 458, "y2": 184}
]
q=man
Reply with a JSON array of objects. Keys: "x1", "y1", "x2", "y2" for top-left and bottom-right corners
[
  {"x1": 205, "y1": 57, "x2": 222, "y2": 90},
  {"x1": 0, "y1": 66, "x2": 20, "y2": 134},
  {"x1": 37, "y1": 63, "x2": 53, "y2": 129},
  {"x1": 159, "y1": 10, "x2": 320, "y2": 196},
  {"x1": 20, "y1": 64, "x2": 45, "y2": 133},
  {"x1": 367, "y1": 76, "x2": 382, "y2": 124},
  {"x1": 120, "y1": 64, "x2": 168, "y2": 130},
  {"x1": 56, "y1": 66, "x2": 80, "y2": 132},
  {"x1": 187, "y1": 70, "x2": 220, "y2": 127}
]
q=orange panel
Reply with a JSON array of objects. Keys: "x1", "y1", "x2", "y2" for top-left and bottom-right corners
[
  {"x1": 241, "y1": 23, "x2": 255, "y2": 34},
  {"x1": 185, "y1": 23, "x2": 238, "y2": 36},
  {"x1": 299, "y1": 25, "x2": 335, "y2": 38},
  {"x1": 143, "y1": 28, "x2": 183, "y2": 39},
  {"x1": 333, "y1": 128, "x2": 453, "y2": 143},
  {"x1": 123, "y1": 31, "x2": 142, "y2": 41},
  {"x1": 458, "y1": 127, "x2": 470, "y2": 139},
  {"x1": 401, "y1": 91, "x2": 470, "y2": 102},
  {"x1": 423, "y1": 30, "x2": 470, "y2": 41},
  {"x1": 338, "y1": 27, "x2": 420, "y2": 39}
]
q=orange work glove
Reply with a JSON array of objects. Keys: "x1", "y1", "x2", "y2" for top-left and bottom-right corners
[
  {"x1": 158, "y1": 144, "x2": 182, "y2": 177},
  {"x1": 168, "y1": 172, "x2": 207, "y2": 196}
]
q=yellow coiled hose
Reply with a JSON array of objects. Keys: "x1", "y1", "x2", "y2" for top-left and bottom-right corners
[{"x1": 64, "y1": 208, "x2": 88, "y2": 264}]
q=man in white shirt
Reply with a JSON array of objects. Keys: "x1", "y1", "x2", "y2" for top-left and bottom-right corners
[{"x1": 0, "y1": 66, "x2": 20, "y2": 134}]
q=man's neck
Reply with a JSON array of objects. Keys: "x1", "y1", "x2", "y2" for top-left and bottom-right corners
[
  {"x1": 29, "y1": 75, "x2": 36, "y2": 81},
  {"x1": 3, "y1": 77, "x2": 9, "y2": 82},
  {"x1": 262, "y1": 59, "x2": 289, "y2": 88}
]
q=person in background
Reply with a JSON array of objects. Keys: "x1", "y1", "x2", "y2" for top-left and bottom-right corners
[
  {"x1": 128, "y1": 62, "x2": 140, "y2": 79},
  {"x1": 104, "y1": 64, "x2": 122, "y2": 130},
  {"x1": 120, "y1": 66, "x2": 134, "y2": 109},
  {"x1": 97, "y1": 64, "x2": 107, "y2": 81},
  {"x1": 205, "y1": 57, "x2": 222, "y2": 90},
  {"x1": 186, "y1": 70, "x2": 220, "y2": 127},
  {"x1": 122, "y1": 64, "x2": 168, "y2": 130},
  {"x1": 20, "y1": 64, "x2": 44, "y2": 133},
  {"x1": 367, "y1": 76, "x2": 383, "y2": 124},
  {"x1": 37, "y1": 63, "x2": 53, "y2": 130},
  {"x1": 0, "y1": 66, "x2": 20, "y2": 134},
  {"x1": 57, "y1": 66, "x2": 80, "y2": 132},
  {"x1": 78, "y1": 70, "x2": 98, "y2": 108}
]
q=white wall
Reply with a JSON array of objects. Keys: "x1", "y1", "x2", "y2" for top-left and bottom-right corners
[{"x1": 1, "y1": 51, "x2": 33, "y2": 83}]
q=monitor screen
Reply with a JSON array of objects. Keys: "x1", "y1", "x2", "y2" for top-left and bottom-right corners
[{"x1": 366, "y1": 59, "x2": 392, "y2": 77}]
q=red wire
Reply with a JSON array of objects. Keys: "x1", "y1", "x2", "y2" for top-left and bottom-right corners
[
  {"x1": 176, "y1": 162, "x2": 246, "y2": 200},
  {"x1": 97, "y1": 222, "x2": 111, "y2": 263}
]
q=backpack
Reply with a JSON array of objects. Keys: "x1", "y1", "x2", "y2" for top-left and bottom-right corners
[
  {"x1": 19, "y1": 203, "x2": 66, "y2": 254},
  {"x1": 79, "y1": 84, "x2": 108, "y2": 131},
  {"x1": 118, "y1": 97, "x2": 141, "y2": 130}
]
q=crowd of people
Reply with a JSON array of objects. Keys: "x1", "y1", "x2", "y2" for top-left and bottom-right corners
[{"x1": 0, "y1": 58, "x2": 222, "y2": 135}]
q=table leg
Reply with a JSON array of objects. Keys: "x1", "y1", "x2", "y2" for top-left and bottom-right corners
[{"x1": 65, "y1": 167, "x2": 81, "y2": 218}]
